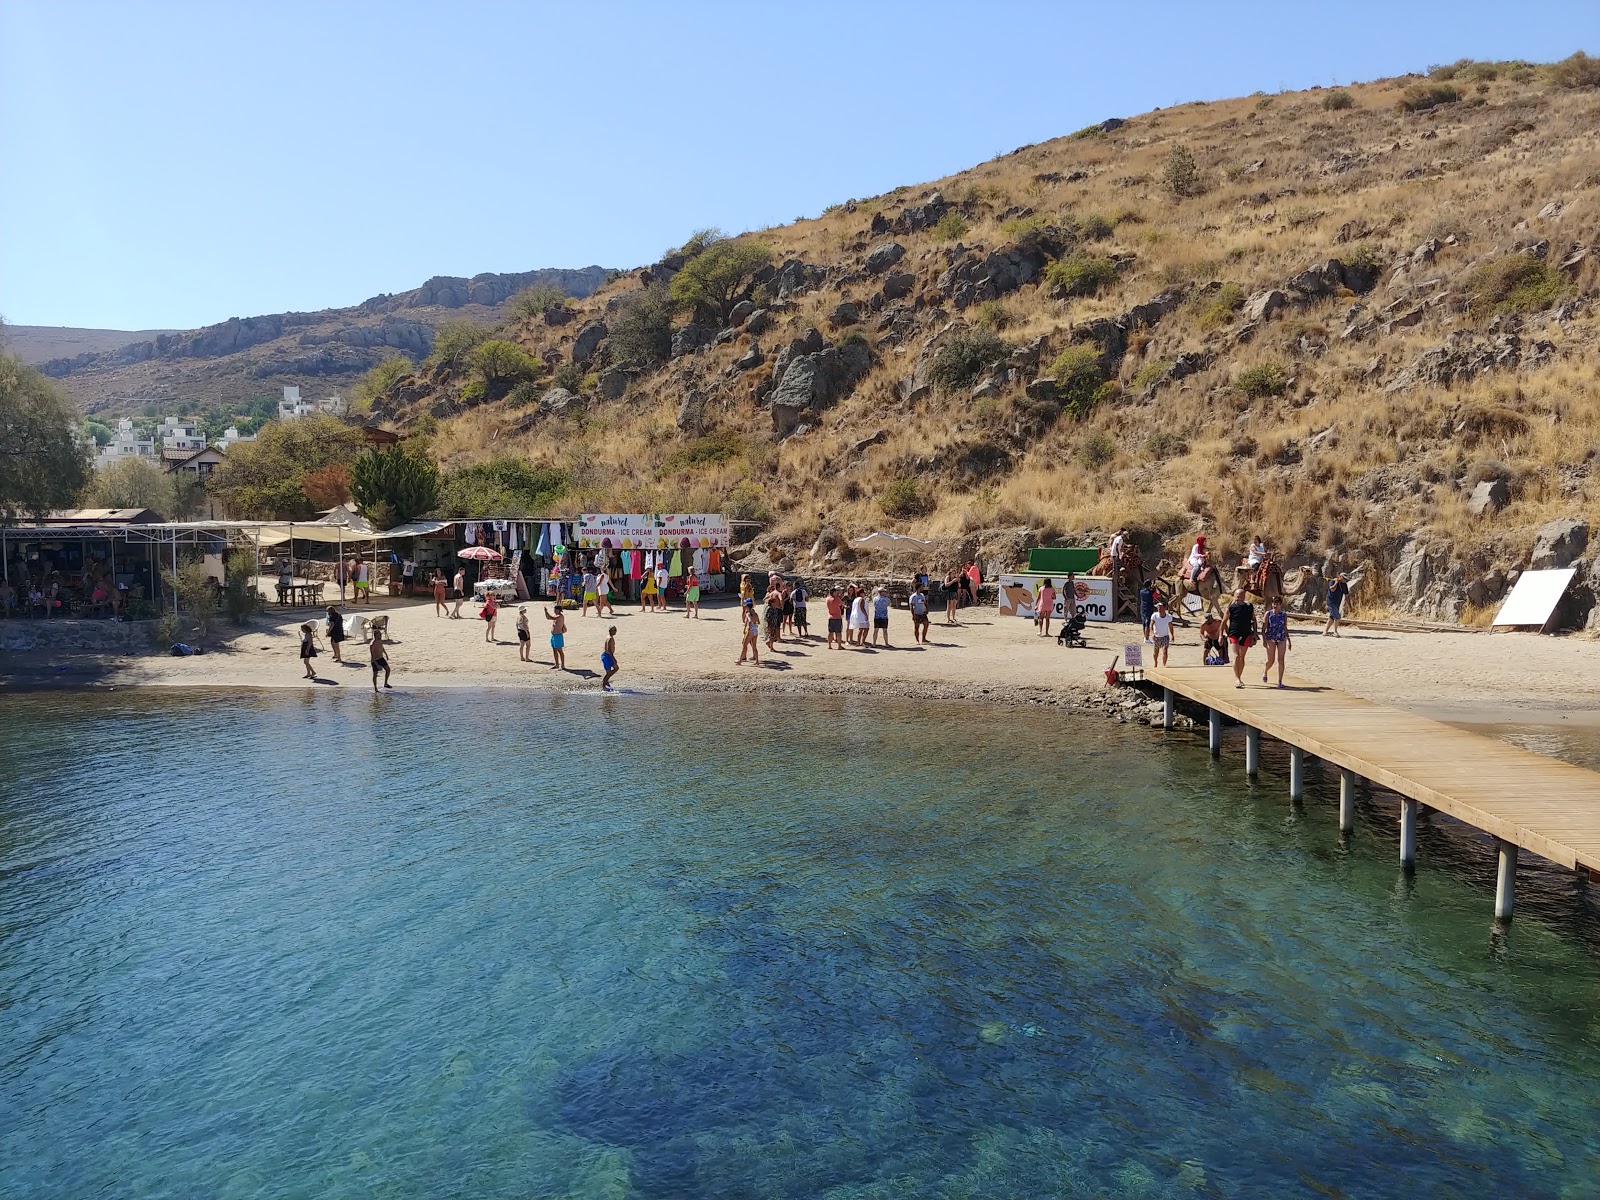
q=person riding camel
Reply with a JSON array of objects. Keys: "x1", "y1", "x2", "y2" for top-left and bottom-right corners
[
  {"x1": 1247, "y1": 535, "x2": 1267, "y2": 569},
  {"x1": 1187, "y1": 535, "x2": 1211, "y2": 583}
]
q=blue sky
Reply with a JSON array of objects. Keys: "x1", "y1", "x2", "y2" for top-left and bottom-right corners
[{"x1": 2, "y1": 1, "x2": 1595, "y2": 331}]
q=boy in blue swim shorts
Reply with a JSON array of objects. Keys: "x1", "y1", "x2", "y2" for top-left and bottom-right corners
[{"x1": 542, "y1": 605, "x2": 567, "y2": 670}]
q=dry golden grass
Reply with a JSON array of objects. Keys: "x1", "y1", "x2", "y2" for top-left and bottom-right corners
[{"x1": 395, "y1": 65, "x2": 1599, "y2": 586}]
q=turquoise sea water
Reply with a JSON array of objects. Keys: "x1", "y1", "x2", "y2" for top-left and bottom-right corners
[{"x1": 2, "y1": 690, "x2": 1599, "y2": 1199}]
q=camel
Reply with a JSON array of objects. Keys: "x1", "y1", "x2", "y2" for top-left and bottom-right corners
[
  {"x1": 1161, "y1": 560, "x2": 1227, "y2": 620},
  {"x1": 1233, "y1": 556, "x2": 1286, "y2": 605}
]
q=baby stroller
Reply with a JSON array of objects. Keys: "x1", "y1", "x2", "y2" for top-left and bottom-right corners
[{"x1": 1056, "y1": 610, "x2": 1088, "y2": 648}]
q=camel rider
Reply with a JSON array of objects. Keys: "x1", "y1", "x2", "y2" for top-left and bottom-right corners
[
  {"x1": 1187, "y1": 535, "x2": 1210, "y2": 582},
  {"x1": 1110, "y1": 527, "x2": 1127, "y2": 564},
  {"x1": 1247, "y1": 535, "x2": 1267, "y2": 568}
]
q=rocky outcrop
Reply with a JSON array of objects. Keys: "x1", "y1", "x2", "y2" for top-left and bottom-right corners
[
  {"x1": 937, "y1": 227, "x2": 1069, "y2": 309},
  {"x1": 1529, "y1": 518, "x2": 1589, "y2": 570},
  {"x1": 864, "y1": 243, "x2": 906, "y2": 274},
  {"x1": 1389, "y1": 536, "x2": 1467, "y2": 620},
  {"x1": 1384, "y1": 331, "x2": 1554, "y2": 393},
  {"x1": 571, "y1": 321, "x2": 608, "y2": 365},
  {"x1": 769, "y1": 337, "x2": 873, "y2": 436},
  {"x1": 1467, "y1": 478, "x2": 1510, "y2": 517},
  {"x1": 539, "y1": 387, "x2": 583, "y2": 416},
  {"x1": 670, "y1": 323, "x2": 710, "y2": 358},
  {"x1": 771, "y1": 259, "x2": 826, "y2": 300}
]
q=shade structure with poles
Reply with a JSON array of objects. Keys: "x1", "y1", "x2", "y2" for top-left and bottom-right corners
[{"x1": 849, "y1": 532, "x2": 937, "y2": 582}]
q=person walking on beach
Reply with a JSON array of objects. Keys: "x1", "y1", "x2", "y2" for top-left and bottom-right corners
[
  {"x1": 515, "y1": 606, "x2": 532, "y2": 661},
  {"x1": 792, "y1": 580, "x2": 809, "y2": 639},
  {"x1": 1226, "y1": 589, "x2": 1257, "y2": 688},
  {"x1": 542, "y1": 605, "x2": 567, "y2": 670},
  {"x1": 1139, "y1": 579, "x2": 1157, "y2": 640},
  {"x1": 780, "y1": 577, "x2": 796, "y2": 636},
  {"x1": 433, "y1": 571, "x2": 448, "y2": 616},
  {"x1": 402, "y1": 556, "x2": 416, "y2": 596},
  {"x1": 369, "y1": 623, "x2": 392, "y2": 691},
  {"x1": 965, "y1": 560, "x2": 982, "y2": 606},
  {"x1": 355, "y1": 559, "x2": 370, "y2": 605},
  {"x1": 298, "y1": 622, "x2": 320, "y2": 680},
  {"x1": 481, "y1": 592, "x2": 499, "y2": 642},
  {"x1": 580, "y1": 567, "x2": 598, "y2": 617},
  {"x1": 763, "y1": 579, "x2": 784, "y2": 650},
  {"x1": 943, "y1": 567, "x2": 962, "y2": 624},
  {"x1": 640, "y1": 567, "x2": 658, "y2": 611},
  {"x1": 325, "y1": 604, "x2": 346, "y2": 663},
  {"x1": 654, "y1": 560, "x2": 671, "y2": 611},
  {"x1": 1035, "y1": 578, "x2": 1056, "y2": 639},
  {"x1": 871, "y1": 585, "x2": 892, "y2": 647},
  {"x1": 451, "y1": 568, "x2": 466, "y2": 618},
  {"x1": 1324, "y1": 572, "x2": 1349, "y2": 636},
  {"x1": 1148, "y1": 600, "x2": 1174, "y2": 668},
  {"x1": 848, "y1": 586, "x2": 871, "y2": 647},
  {"x1": 826, "y1": 586, "x2": 845, "y2": 649},
  {"x1": 601, "y1": 626, "x2": 620, "y2": 691},
  {"x1": 277, "y1": 560, "x2": 293, "y2": 605},
  {"x1": 909, "y1": 582, "x2": 930, "y2": 644},
  {"x1": 596, "y1": 568, "x2": 614, "y2": 617},
  {"x1": 684, "y1": 568, "x2": 701, "y2": 619},
  {"x1": 737, "y1": 598, "x2": 761, "y2": 665},
  {"x1": 1261, "y1": 596, "x2": 1291, "y2": 688}
]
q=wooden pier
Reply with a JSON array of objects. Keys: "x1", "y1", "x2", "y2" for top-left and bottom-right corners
[{"x1": 1146, "y1": 664, "x2": 1600, "y2": 920}]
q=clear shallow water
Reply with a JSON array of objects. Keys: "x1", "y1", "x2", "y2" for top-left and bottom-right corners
[{"x1": 2, "y1": 691, "x2": 1599, "y2": 1199}]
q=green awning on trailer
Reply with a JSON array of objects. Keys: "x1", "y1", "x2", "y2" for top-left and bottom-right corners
[{"x1": 1026, "y1": 547, "x2": 1100, "y2": 575}]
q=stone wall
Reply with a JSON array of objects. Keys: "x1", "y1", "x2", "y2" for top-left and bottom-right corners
[{"x1": 0, "y1": 618, "x2": 156, "y2": 654}]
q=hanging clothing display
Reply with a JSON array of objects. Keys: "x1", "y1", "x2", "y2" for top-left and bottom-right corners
[
  {"x1": 670, "y1": 549, "x2": 683, "y2": 576},
  {"x1": 709, "y1": 548, "x2": 721, "y2": 573}
]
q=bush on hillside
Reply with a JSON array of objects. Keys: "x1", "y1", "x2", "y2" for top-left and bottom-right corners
[
  {"x1": 999, "y1": 213, "x2": 1049, "y2": 239},
  {"x1": 1048, "y1": 345, "x2": 1108, "y2": 418},
  {"x1": 930, "y1": 330, "x2": 1008, "y2": 392},
  {"x1": 1195, "y1": 282, "x2": 1247, "y2": 329},
  {"x1": 879, "y1": 478, "x2": 933, "y2": 519},
  {"x1": 552, "y1": 363, "x2": 583, "y2": 392},
  {"x1": 1078, "y1": 213, "x2": 1114, "y2": 241},
  {"x1": 973, "y1": 301, "x2": 1012, "y2": 331},
  {"x1": 669, "y1": 239, "x2": 773, "y2": 323},
  {"x1": 471, "y1": 339, "x2": 541, "y2": 399},
  {"x1": 1079, "y1": 430, "x2": 1115, "y2": 467},
  {"x1": 1235, "y1": 362, "x2": 1290, "y2": 399},
  {"x1": 507, "y1": 380, "x2": 543, "y2": 409},
  {"x1": 1131, "y1": 359, "x2": 1173, "y2": 392},
  {"x1": 666, "y1": 430, "x2": 746, "y2": 472},
  {"x1": 1549, "y1": 51, "x2": 1600, "y2": 89},
  {"x1": 1397, "y1": 83, "x2": 1459, "y2": 113},
  {"x1": 1045, "y1": 254, "x2": 1118, "y2": 298},
  {"x1": 426, "y1": 320, "x2": 493, "y2": 371},
  {"x1": 608, "y1": 283, "x2": 675, "y2": 369},
  {"x1": 722, "y1": 479, "x2": 771, "y2": 524},
  {"x1": 436, "y1": 458, "x2": 568, "y2": 517},
  {"x1": 349, "y1": 354, "x2": 412, "y2": 413},
  {"x1": 932, "y1": 210, "x2": 969, "y2": 241},
  {"x1": 1322, "y1": 88, "x2": 1355, "y2": 110},
  {"x1": 510, "y1": 284, "x2": 568, "y2": 322},
  {"x1": 1144, "y1": 430, "x2": 1188, "y2": 459},
  {"x1": 1465, "y1": 253, "x2": 1565, "y2": 317},
  {"x1": 1161, "y1": 144, "x2": 1200, "y2": 198}
]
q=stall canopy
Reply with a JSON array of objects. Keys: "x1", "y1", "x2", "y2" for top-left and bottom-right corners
[{"x1": 254, "y1": 518, "x2": 456, "y2": 547}]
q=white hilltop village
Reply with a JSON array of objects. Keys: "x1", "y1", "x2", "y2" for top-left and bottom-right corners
[{"x1": 91, "y1": 385, "x2": 347, "y2": 479}]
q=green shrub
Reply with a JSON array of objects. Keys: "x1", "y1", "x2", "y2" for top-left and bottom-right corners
[
  {"x1": 669, "y1": 238, "x2": 773, "y2": 322},
  {"x1": 608, "y1": 283, "x2": 674, "y2": 369},
  {"x1": 1322, "y1": 88, "x2": 1355, "y2": 110},
  {"x1": 1344, "y1": 243, "x2": 1384, "y2": 276},
  {"x1": 425, "y1": 320, "x2": 492, "y2": 371},
  {"x1": 999, "y1": 213, "x2": 1048, "y2": 239},
  {"x1": 1045, "y1": 254, "x2": 1118, "y2": 298},
  {"x1": 1078, "y1": 431, "x2": 1115, "y2": 467},
  {"x1": 510, "y1": 284, "x2": 567, "y2": 321},
  {"x1": 1195, "y1": 282, "x2": 1246, "y2": 330},
  {"x1": 507, "y1": 380, "x2": 543, "y2": 409},
  {"x1": 552, "y1": 363, "x2": 583, "y2": 392},
  {"x1": 1048, "y1": 345, "x2": 1107, "y2": 417},
  {"x1": 149, "y1": 613, "x2": 182, "y2": 649},
  {"x1": 223, "y1": 550, "x2": 263, "y2": 624},
  {"x1": 1235, "y1": 362, "x2": 1290, "y2": 399},
  {"x1": 349, "y1": 355, "x2": 413, "y2": 413},
  {"x1": 1144, "y1": 430, "x2": 1188, "y2": 459},
  {"x1": 666, "y1": 430, "x2": 746, "y2": 472},
  {"x1": 1161, "y1": 144, "x2": 1200, "y2": 198},
  {"x1": 932, "y1": 210, "x2": 969, "y2": 241},
  {"x1": 1112, "y1": 207, "x2": 1145, "y2": 225},
  {"x1": 879, "y1": 478, "x2": 933, "y2": 519},
  {"x1": 350, "y1": 446, "x2": 441, "y2": 527},
  {"x1": 436, "y1": 458, "x2": 568, "y2": 517},
  {"x1": 1427, "y1": 58, "x2": 1473, "y2": 81},
  {"x1": 973, "y1": 301, "x2": 1012, "y2": 331},
  {"x1": 470, "y1": 338, "x2": 540, "y2": 399},
  {"x1": 722, "y1": 479, "x2": 772, "y2": 524},
  {"x1": 1464, "y1": 253, "x2": 1565, "y2": 317},
  {"x1": 1131, "y1": 359, "x2": 1173, "y2": 392},
  {"x1": 458, "y1": 379, "x2": 487, "y2": 405},
  {"x1": 930, "y1": 330, "x2": 1009, "y2": 392},
  {"x1": 1078, "y1": 213, "x2": 1114, "y2": 241},
  {"x1": 1397, "y1": 83, "x2": 1459, "y2": 113},
  {"x1": 1549, "y1": 51, "x2": 1600, "y2": 89}
]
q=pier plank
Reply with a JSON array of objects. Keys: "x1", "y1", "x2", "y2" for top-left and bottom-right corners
[{"x1": 1146, "y1": 665, "x2": 1600, "y2": 871}]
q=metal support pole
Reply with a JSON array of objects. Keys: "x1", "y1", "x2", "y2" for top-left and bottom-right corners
[
  {"x1": 1208, "y1": 708, "x2": 1222, "y2": 757},
  {"x1": 1162, "y1": 688, "x2": 1174, "y2": 730},
  {"x1": 1399, "y1": 798, "x2": 1418, "y2": 867},
  {"x1": 1339, "y1": 769, "x2": 1357, "y2": 834},
  {"x1": 1289, "y1": 747, "x2": 1305, "y2": 801},
  {"x1": 171, "y1": 535, "x2": 179, "y2": 616},
  {"x1": 1494, "y1": 839, "x2": 1518, "y2": 921},
  {"x1": 1245, "y1": 726, "x2": 1261, "y2": 778}
]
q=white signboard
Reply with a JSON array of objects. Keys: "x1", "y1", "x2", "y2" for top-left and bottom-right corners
[
  {"x1": 577, "y1": 514, "x2": 658, "y2": 550},
  {"x1": 996, "y1": 574, "x2": 1114, "y2": 622},
  {"x1": 658, "y1": 513, "x2": 730, "y2": 548},
  {"x1": 1492, "y1": 568, "x2": 1576, "y2": 629}
]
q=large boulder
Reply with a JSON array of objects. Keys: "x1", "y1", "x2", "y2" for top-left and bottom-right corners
[
  {"x1": 1529, "y1": 518, "x2": 1590, "y2": 570},
  {"x1": 1242, "y1": 289, "x2": 1289, "y2": 322},
  {"x1": 769, "y1": 339, "x2": 873, "y2": 436},
  {"x1": 670, "y1": 323, "x2": 710, "y2": 358},
  {"x1": 828, "y1": 300, "x2": 860, "y2": 327},
  {"x1": 937, "y1": 227, "x2": 1068, "y2": 309},
  {"x1": 865, "y1": 242, "x2": 906, "y2": 274},
  {"x1": 893, "y1": 191, "x2": 952, "y2": 234},
  {"x1": 1389, "y1": 536, "x2": 1467, "y2": 621},
  {"x1": 771, "y1": 259, "x2": 826, "y2": 299},
  {"x1": 728, "y1": 300, "x2": 756, "y2": 326},
  {"x1": 1466, "y1": 478, "x2": 1510, "y2": 517},
  {"x1": 770, "y1": 327, "x2": 827, "y2": 387},
  {"x1": 571, "y1": 321, "x2": 607, "y2": 365},
  {"x1": 539, "y1": 387, "x2": 583, "y2": 416},
  {"x1": 597, "y1": 367, "x2": 633, "y2": 400},
  {"x1": 880, "y1": 270, "x2": 916, "y2": 301}
]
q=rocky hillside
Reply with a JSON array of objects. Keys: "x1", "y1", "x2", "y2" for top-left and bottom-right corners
[
  {"x1": 376, "y1": 58, "x2": 1600, "y2": 628},
  {"x1": 38, "y1": 266, "x2": 611, "y2": 415}
]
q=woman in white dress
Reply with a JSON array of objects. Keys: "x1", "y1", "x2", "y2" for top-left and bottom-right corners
[{"x1": 847, "y1": 585, "x2": 871, "y2": 647}]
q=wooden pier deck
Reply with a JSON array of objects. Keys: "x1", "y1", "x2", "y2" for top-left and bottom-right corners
[{"x1": 1145, "y1": 664, "x2": 1600, "y2": 916}]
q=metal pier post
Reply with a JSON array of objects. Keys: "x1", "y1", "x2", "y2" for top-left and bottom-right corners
[
  {"x1": 1288, "y1": 747, "x2": 1305, "y2": 801},
  {"x1": 1400, "y1": 799, "x2": 1418, "y2": 868},
  {"x1": 1162, "y1": 688, "x2": 1174, "y2": 730},
  {"x1": 1495, "y1": 840, "x2": 1518, "y2": 921},
  {"x1": 1339, "y1": 770, "x2": 1357, "y2": 834},
  {"x1": 1245, "y1": 726, "x2": 1260, "y2": 778},
  {"x1": 1208, "y1": 708, "x2": 1222, "y2": 757}
]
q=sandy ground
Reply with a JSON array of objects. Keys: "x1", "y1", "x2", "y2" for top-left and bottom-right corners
[{"x1": 16, "y1": 589, "x2": 1599, "y2": 726}]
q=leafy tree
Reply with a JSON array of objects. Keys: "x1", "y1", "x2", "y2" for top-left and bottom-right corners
[
  {"x1": 0, "y1": 350, "x2": 91, "y2": 521},
  {"x1": 669, "y1": 239, "x2": 773, "y2": 323},
  {"x1": 301, "y1": 462, "x2": 353, "y2": 509},
  {"x1": 207, "y1": 413, "x2": 363, "y2": 519},
  {"x1": 470, "y1": 339, "x2": 542, "y2": 399},
  {"x1": 425, "y1": 320, "x2": 493, "y2": 371},
  {"x1": 349, "y1": 355, "x2": 413, "y2": 413},
  {"x1": 351, "y1": 446, "x2": 440, "y2": 528},
  {"x1": 1048, "y1": 345, "x2": 1109, "y2": 417},
  {"x1": 608, "y1": 283, "x2": 674, "y2": 369},
  {"x1": 1162, "y1": 144, "x2": 1200, "y2": 198},
  {"x1": 436, "y1": 457, "x2": 568, "y2": 517},
  {"x1": 510, "y1": 284, "x2": 568, "y2": 321},
  {"x1": 930, "y1": 330, "x2": 1008, "y2": 392},
  {"x1": 161, "y1": 560, "x2": 220, "y2": 640},
  {"x1": 84, "y1": 420, "x2": 115, "y2": 446},
  {"x1": 677, "y1": 228, "x2": 724, "y2": 257},
  {"x1": 84, "y1": 457, "x2": 176, "y2": 517}
]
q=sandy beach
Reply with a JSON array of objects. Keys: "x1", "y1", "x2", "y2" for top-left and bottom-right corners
[{"x1": 8, "y1": 590, "x2": 1598, "y2": 729}]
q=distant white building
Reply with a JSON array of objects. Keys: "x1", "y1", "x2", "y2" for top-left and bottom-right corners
[
  {"x1": 216, "y1": 425, "x2": 256, "y2": 449},
  {"x1": 157, "y1": 416, "x2": 206, "y2": 452},
  {"x1": 279, "y1": 385, "x2": 317, "y2": 420},
  {"x1": 95, "y1": 418, "x2": 157, "y2": 470}
]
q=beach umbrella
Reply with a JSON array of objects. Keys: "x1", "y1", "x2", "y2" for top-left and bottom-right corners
[
  {"x1": 849, "y1": 532, "x2": 936, "y2": 581},
  {"x1": 458, "y1": 546, "x2": 503, "y2": 561}
]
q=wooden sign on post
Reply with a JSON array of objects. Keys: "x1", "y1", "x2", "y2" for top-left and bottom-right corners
[{"x1": 1122, "y1": 642, "x2": 1144, "y2": 680}]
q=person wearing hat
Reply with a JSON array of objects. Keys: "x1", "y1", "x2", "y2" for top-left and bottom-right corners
[
  {"x1": 870, "y1": 584, "x2": 892, "y2": 647},
  {"x1": 1324, "y1": 572, "x2": 1350, "y2": 637},
  {"x1": 515, "y1": 605, "x2": 532, "y2": 661},
  {"x1": 1186, "y1": 534, "x2": 1210, "y2": 583}
]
